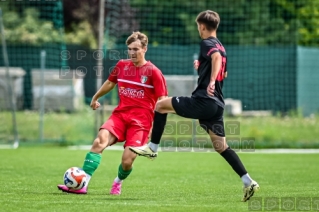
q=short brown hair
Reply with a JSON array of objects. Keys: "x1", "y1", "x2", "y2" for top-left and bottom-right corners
[
  {"x1": 126, "y1": 31, "x2": 148, "y2": 47},
  {"x1": 196, "y1": 10, "x2": 220, "y2": 31}
]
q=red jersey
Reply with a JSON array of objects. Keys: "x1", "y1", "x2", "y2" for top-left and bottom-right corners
[{"x1": 108, "y1": 59, "x2": 168, "y2": 114}]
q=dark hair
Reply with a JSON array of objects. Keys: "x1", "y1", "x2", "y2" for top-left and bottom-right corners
[
  {"x1": 126, "y1": 31, "x2": 148, "y2": 47},
  {"x1": 196, "y1": 10, "x2": 220, "y2": 31}
]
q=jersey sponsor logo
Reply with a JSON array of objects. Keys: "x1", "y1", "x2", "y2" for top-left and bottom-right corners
[
  {"x1": 141, "y1": 76, "x2": 148, "y2": 83},
  {"x1": 119, "y1": 87, "x2": 144, "y2": 98}
]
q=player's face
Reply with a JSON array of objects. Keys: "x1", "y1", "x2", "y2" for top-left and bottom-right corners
[{"x1": 127, "y1": 40, "x2": 147, "y2": 64}]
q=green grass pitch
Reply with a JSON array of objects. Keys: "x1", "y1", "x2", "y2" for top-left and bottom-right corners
[{"x1": 1, "y1": 148, "x2": 318, "y2": 212}]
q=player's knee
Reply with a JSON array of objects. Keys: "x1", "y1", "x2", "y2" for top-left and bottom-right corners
[
  {"x1": 208, "y1": 129, "x2": 227, "y2": 153},
  {"x1": 121, "y1": 158, "x2": 134, "y2": 170},
  {"x1": 213, "y1": 141, "x2": 228, "y2": 153},
  {"x1": 91, "y1": 131, "x2": 109, "y2": 153},
  {"x1": 155, "y1": 101, "x2": 165, "y2": 113},
  {"x1": 91, "y1": 138, "x2": 106, "y2": 153}
]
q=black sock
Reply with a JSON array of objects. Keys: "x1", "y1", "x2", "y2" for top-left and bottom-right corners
[
  {"x1": 150, "y1": 111, "x2": 167, "y2": 145},
  {"x1": 220, "y1": 147, "x2": 247, "y2": 177}
]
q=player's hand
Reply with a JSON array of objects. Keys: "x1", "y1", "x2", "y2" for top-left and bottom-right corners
[
  {"x1": 207, "y1": 81, "x2": 215, "y2": 96},
  {"x1": 193, "y1": 60, "x2": 199, "y2": 70},
  {"x1": 90, "y1": 99, "x2": 101, "y2": 110}
]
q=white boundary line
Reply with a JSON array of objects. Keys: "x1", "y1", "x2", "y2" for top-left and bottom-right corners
[
  {"x1": 1, "y1": 144, "x2": 318, "y2": 153},
  {"x1": 67, "y1": 145, "x2": 319, "y2": 154},
  {"x1": 0, "y1": 144, "x2": 14, "y2": 149}
]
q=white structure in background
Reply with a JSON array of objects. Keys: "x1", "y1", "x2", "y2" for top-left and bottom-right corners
[
  {"x1": 31, "y1": 69, "x2": 84, "y2": 112},
  {"x1": 165, "y1": 75, "x2": 243, "y2": 116},
  {"x1": 224, "y1": 98, "x2": 242, "y2": 116},
  {"x1": 0, "y1": 67, "x2": 25, "y2": 110},
  {"x1": 165, "y1": 75, "x2": 196, "y2": 97}
]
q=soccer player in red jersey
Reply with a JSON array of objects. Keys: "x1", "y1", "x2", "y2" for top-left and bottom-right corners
[
  {"x1": 57, "y1": 31, "x2": 168, "y2": 195},
  {"x1": 130, "y1": 11, "x2": 259, "y2": 201}
]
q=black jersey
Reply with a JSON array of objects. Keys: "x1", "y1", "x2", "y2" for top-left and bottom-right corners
[{"x1": 191, "y1": 36, "x2": 227, "y2": 108}]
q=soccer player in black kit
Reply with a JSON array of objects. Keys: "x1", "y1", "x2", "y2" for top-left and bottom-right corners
[{"x1": 130, "y1": 10, "x2": 259, "y2": 202}]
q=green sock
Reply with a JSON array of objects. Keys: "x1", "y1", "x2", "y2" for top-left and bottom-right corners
[
  {"x1": 82, "y1": 152, "x2": 101, "y2": 176},
  {"x1": 118, "y1": 164, "x2": 132, "y2": 180}
]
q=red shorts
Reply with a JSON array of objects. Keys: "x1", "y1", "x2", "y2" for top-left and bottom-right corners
[{"x1": 100, "y1": 109, "x2": 153, "y2": 147}]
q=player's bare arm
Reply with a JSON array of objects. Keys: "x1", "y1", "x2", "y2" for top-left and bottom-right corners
[
  {"x1": 207, "y1": 52, "x2": 222, "y2": 96},
  {"x1": 90, "y1": 80, "x2": 116, "y2": 110}
]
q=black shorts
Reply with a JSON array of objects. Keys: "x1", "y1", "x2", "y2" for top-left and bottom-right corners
[{"x1": 171, "y1": 96, "x2": 225, "y2": 137}]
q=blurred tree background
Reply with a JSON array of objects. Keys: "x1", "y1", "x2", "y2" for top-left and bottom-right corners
[
  {"x1": 128, "y1": 0, "x2": 319, "y2": 46},
  {"x1": 0, "y1": 0, "x2": 318, "y2": 112},
  {"x1": 0, "y1": 0, "x2": 318, "y2": 48}
]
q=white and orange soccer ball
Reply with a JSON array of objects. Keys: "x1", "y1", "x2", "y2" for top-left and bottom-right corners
[{"x1": 63, "y1": 167, "x2": 87, "y2": 189}]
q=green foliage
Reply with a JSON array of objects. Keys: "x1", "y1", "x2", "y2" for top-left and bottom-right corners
[
  {"x1": 129, "y1": 0, "x2": 291, "y2": 45},
  {"x1": 3, "y1": 8, "x2": 63, "y2": 45},
  {"x1": 130, "y1": 0, "x2": 201, "y2": 45},
  {"x1": 297, "y1": 0, "x2": 319, "y2": 46},
  {"x1": 62, "y1": 0, "x2": 100, "y2": 49},
  {"x1": 64, "y1": 21, "x2": 98, "y2": 49},
  {"x1": 0, "y1": 0, "x2": 98, "y2": 48},
  {"x1": 128, "y1": 0, "x2": 317, "y2": 46},
  {"x1": 1, "y1": 0, "x2": 318, "y2": 47},
  {"x1": 269, "y1": 0, "x2": 319, "y2": 46}
]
